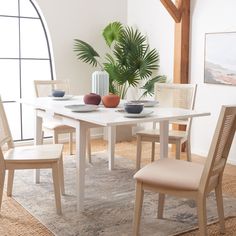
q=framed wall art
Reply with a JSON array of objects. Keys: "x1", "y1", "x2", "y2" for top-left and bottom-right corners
[{"x1": 204, "y1": 32, "x2": 236, "y2": 86}]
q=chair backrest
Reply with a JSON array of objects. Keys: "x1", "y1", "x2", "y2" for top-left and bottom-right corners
[
  {"x1": 154, "y1": 83, "x2": 197, "y2": 110},
  {"x1": 200, "y1": 105, "x2": 236, "y2": 193},
  {"x1": 0, "y1": 97, "x2": 14, "y2": 162},
  {"x1": 154, "y1": 83, "x2": 197, "y2": 131},
  {"x1": 34, "y1": 80, "x2": 70, "y2": 97}
]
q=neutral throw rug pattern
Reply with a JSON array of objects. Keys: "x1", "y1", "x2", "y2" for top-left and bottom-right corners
[{"x1": 7, "y1": 153, "x2": 236, "y2": 236}]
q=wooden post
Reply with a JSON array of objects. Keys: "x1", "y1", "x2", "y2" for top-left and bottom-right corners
[
  {"x1": 161, "y1": 0, "x2": 191, "y2": 152},
  {"x1": 160, "y1": 0, "x2": 190, "y2": 84}
]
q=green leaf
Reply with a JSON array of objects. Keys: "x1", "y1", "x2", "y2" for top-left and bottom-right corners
[
  {"x1": 138, "y1": 48, "x2": 159, "y2": 79},
  {"x1": 73, "y1": 22, "x2": 166, "y2": 98},
  {"x1": 102, "y1": 22, "x2": 123, "y2": 47},
  {"x1": 140, "y1": 75, "x2": 167, "y2": 98},
  {"x1": 74, "y1": 39, "x2": 100, "y2": 67}
]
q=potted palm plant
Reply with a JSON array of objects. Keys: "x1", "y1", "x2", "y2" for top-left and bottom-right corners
[{"x1": 74, "y1": 21, "x2": 166, "y2": 99}]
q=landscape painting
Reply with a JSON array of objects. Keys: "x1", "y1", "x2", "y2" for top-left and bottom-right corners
[{"x1": 204, "y1": 32, "x2": 236, "y2": 86}]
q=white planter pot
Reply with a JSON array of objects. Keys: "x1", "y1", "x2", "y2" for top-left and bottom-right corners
[{"x1": 92, "y1": 71, "x2": 109, "y2": 96}]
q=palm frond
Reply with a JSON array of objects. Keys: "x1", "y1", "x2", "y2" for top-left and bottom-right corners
[
  {"x1": 74, "y1": 39, "x2": 100, "y2": 67},
  {"x1": 138, "y1": 48, "x2": 159, "y2": 79},
  {"x1": 140, "y1": 75, "x2": 167, "y2": 98},
  {"x1": 103, "y1": 22, "x2": 123, "y2": 47}
]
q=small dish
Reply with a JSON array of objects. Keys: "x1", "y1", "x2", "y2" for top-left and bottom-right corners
[
  {"x1": 129, "y1": 100, "x2": 159, "y2": 107},
  {"x1": 124, "y1": 110, "x2": 154, "y2": 118},
  {"x1": 64, "y1": 104, "x2": 98, "y2": 112},
  {"x1": 51, "y1": 95, "x2": 73, "y2": 101}
]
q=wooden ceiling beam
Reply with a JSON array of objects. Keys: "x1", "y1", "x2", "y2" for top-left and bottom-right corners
[{"x1": 160, "y1": 0, "x2": 182, "y2": 23}]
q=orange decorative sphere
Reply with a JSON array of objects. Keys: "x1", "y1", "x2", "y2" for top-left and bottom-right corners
[{"x1": 102, "y1": 93, "x2": 120, "y2": 108}]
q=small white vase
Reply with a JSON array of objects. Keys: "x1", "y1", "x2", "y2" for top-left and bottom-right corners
[{"x1": 92, "y1": 71, "x2": 109, "y2": 97}]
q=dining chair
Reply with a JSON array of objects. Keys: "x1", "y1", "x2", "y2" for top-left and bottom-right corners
[
  {"x1": 34, "y1": 80, "x2": 91, "y2": 161},
  {"x1": 133, "y1": 105, "x2": 236, "y2": 235},
  {"x1": 136, "y1": 83, "x2": 197, "y2": 170},
  {"x1": 0, "y1": 97, "x2": 65, "y2": 214}
]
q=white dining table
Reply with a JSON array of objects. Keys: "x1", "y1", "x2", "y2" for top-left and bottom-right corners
[{"x1": 20, "y1": 96, "x2": 210, "y2": 211}]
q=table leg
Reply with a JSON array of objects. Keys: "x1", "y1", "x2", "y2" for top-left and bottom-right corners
[
  {"x1": 159, "y1": 121, "x2": 169, "y2": 159},
  {"x1": 108, "y1": 126, "x2": 116, "y2": 170},
  {"x1": 76, "y1": 122, "x2": 87, "y2": 211},
  {"x1": 34, "y1": 112, "x2": 43, "y2": 183}
]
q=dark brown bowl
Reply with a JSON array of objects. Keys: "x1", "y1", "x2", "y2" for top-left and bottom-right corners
[{"x1": 124, "y1": 103, "x2": 144, "y2": 114}]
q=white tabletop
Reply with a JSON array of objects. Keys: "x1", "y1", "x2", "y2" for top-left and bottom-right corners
[
  {"x1": 20, "y1": 96, "x2": 211, "y2": 211},
  {"x1": 21, "y1": 96, "x2": 210, "y2": 126}
]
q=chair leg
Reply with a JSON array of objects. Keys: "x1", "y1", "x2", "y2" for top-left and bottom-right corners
[
  {"x1": 186, "y1": 140, "x2": 192, "y2": 162},
  {"x1": 215, "y1": 183, "x2": 225, "y2": 234},
  {"x1": 53, "y1": 132, "x2": 59, "y2": 144},
  {"x1": 69, "y1": 132, "x2": 73, "y2": 155},
  {"x1": 157, "y1": 193, "x2": 165, "y2": 219},
  {"x1": 136, "y1": 135, "x2": 142, "y2": 171},
  {"x1": 7, "y1": 170, "x2": 14, "y2": 197},
  {"x1": 175, "y1": 142, "x2": 181, "y2": 160},
  {"x1": 52, "y1": 163, "x2": 62, "y2": 215},
  {"x1": 59, "y1": 156, "x2": 65, "y2": 195},
  {"x1": 86, "y1": 129, "x2": 92, "y2": 164},
  {"x1": 0, "y1": 169, "x2": 5, "y2": 211},
  {"x1": 151, "y1": 141, "x2": 155, "y2": 162},
  {"x1": 133, "y1": 181, "x2": 144, "y2": 236},
  {"x1": 41, "y1": 130, "x2": 45, "y2": 144},
  {"x1": 197, "y1": 196, "x2": 208, "y2": 236}
]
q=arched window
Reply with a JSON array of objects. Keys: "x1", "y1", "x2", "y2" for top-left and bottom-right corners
[{"x1": 0, "y1": 0, "x2": 54, "y2": 141}]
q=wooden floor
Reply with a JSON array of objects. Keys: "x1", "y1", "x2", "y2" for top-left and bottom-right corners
[{"x1": 0, "y1": 138, "x2": 236, "y2": 236}]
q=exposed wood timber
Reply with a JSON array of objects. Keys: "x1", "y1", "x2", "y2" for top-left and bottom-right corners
[
  {"x1": 160, "y1": 0, "x2": 181, "y2": 22},
  {"x1": 161, "y1": 0, "x2": 190, "y2": 84},
  {"x1": 161, "y1": 0, "x2": 191, "y2": 150}
]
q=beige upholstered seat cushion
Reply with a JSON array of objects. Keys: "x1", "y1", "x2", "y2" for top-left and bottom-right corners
[{"x1": 134, "y1": 159, "x2": 204, "y2": 191}]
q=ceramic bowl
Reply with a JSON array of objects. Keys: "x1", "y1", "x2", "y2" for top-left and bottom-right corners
[
  {"x1": 124, "y1": 103, "x2": 144, "y2": 114},
  {"x1": 52, "y1": 90, "x2": 65, "y2": 97}
]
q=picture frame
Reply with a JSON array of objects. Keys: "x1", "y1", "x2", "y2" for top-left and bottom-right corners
[{"x1": 204, "y1": 32, "x2": 236, "y2": 86}]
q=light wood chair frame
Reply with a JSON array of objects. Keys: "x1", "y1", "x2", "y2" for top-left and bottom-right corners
[
  {"x1": 136, "y1": 83, "x2": 197, "y2": 170},
  {"x1": 0, "y1": 98, "x2": 65, "y2": 214},
  {"x1": 133, "y1": 105, "x2": 236, "y2": 235},
  {"x1": 34, "y1": 80, "x2": 91, "y2": 161}
]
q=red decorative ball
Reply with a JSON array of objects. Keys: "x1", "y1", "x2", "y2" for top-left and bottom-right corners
[{"x1": 83, "y1": 93, "x2": 101, "y2": 105}]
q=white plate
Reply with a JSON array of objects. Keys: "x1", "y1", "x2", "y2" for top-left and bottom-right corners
[
  {"x1": 124, "y1": 110, "x2": 154, "y2": 118},
  {"x1": 65, "y1": 104, "x2": 98, "y2": 112},
  {"x1": 129, "y1": 100, "x2": 159, "y2": 107},
  {"x1": 52, "y1": 95, "x2": 73, "y2": 101}
]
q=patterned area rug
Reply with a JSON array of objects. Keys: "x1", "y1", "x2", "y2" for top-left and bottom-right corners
[{"x1": 9, "y1": 153, "x2": 236, "y2": 236}]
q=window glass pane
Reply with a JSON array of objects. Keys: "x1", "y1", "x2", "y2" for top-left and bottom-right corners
[
  {"x1": 22, "y1": 104, "x2": 34, "y2": 139},
  {"x1": 20, "y1": 0, "x2": 39, "y2": 18},
  {"x1": 0, "y1": 0, "x2": 53, "y2": 141},
  {"x1": 20, "y1": 18, "x2": 49, "y2": 58},
  {"x1": 0, "y1": 0, "x2": 18, "y2": 16},
  {"x1": 21, "y1": 59, "x2": 51, "y2": 98},
  {"x1": 0, "y1": 60, "x2": 20, "y2": 101},
  {"x1": 0, "y1": 17, "x2": 19, "y2": 58},
  {"x1": 3, "y1": 102, "x2": 21, "y2": 140}
]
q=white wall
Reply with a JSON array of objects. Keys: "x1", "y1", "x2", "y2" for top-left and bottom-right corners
[
  {"x1": 128, "y1": 0, "x2": 236, "y2": 163},
  {"x1": 128, "y1": 0, "x2": 174, "y2": 81},
  {"x1": 190, "y1": 0, "x2": 236, "y2": 163},
  {"x1": 35, "y1": 0, "x2": 236, "y2": 162},
  {"x1": 35, "y1": 0, "x2": 127, "y2": 95}
]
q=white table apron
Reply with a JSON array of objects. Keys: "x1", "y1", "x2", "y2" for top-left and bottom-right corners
[{"x1": 21, "y1": 97, "x2": 210, "y2": 211}]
